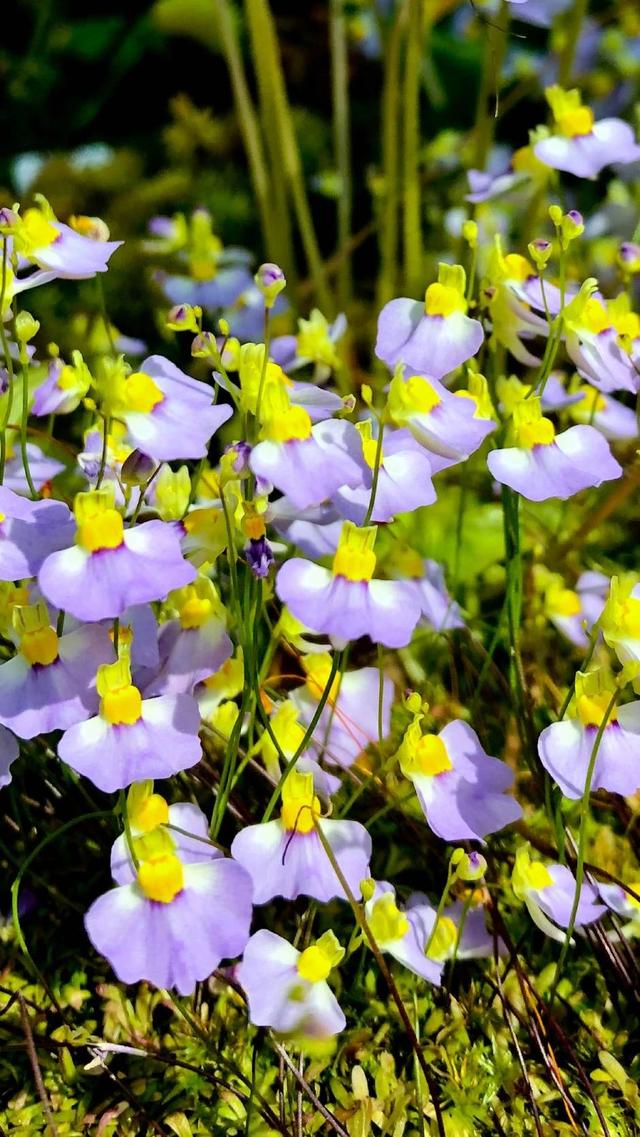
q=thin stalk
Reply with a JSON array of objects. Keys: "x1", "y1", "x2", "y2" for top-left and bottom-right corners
[
  {"x1": 403, "y1": 0, "x2": 423, "y2": 295},
  {"x1": 550, "y1": 686, "x2": 618, "y2": 999},
  {"x1": 261, "y1": 651, "x2": 342, "y2": 821},
  {"x1": 330, "y1": 0, "x2": 352, "y2": 308},
  {"x1": 312, "y1": 820, "x2": 446, "y2": 1137},
  {"x1": 0, "y1": 237, "x2": 12, "y2": 483},
  {"x1": 471, "y1": 2, "x2": 510, "y2": 172},
  {"x1": 362, "y1": 423, "x2": 384, "y2": 525},
  {"x1": 557, "y1": 0, "x2": 588, "y2": 87},
  {"x1": 377, "y1": 2, "x2": 407, "y2": 306},
  {"x1": 214, "y1": 0, "x2": 275, "y2": 261},
  {"x1": 19, "y1": 351, "x2": 36, "y2": 498}
]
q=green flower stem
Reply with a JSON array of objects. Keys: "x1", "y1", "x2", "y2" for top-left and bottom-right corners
[
  {"x1": 330, "y1": 0, "x2": 353, "y2": 309},
  {"x1": 18, "y1": 351, "x2": 37, "y2": 499},
  {"x1": 550, "y1": 685, "x2": 618, "y2": 1000},
  {"x1": 377, "y1": 2, "x2": 407, "y2": 306},
  {"x1": 214, "y1": 0, "x2": 276, "y2": 262},
  {"x1": 261, "y1": 650, "x2": 343, "y2": 821},
  {"x1": 312, "y1": 819, "x2": 447, "y2": 1137},
  {"x1": 0, "y1": 238, "x2": 13, "y2": 484},
  {"x1": 403, "y1": 0, "x2": 423, "y2": 295}
]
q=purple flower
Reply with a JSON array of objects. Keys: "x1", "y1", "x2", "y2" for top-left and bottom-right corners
[
  {"x1": 237, "y1": 929, "x2": 345, "y2": 1039},
  {"x1": 32, "y1": 354, "x2": 92, "y2": 416},
  {"x1": 487, "y1": 398, "x2": 622, "y2": 501},
  {"x1": 269, "y1": 498, "x2": 343, "y2": 559},
  {"x1": 538, "y1": 671, "x2": 640, "y2": 799},
  {"x1": 106, "y1": 355, "x2": 232, "y2": 462},
  {"x1": 0, "y1": 726, "x2": 19, "y2": 788},
  {"x1": 231, "y1": 771, "x2": 371, "y2": 904},
  {"x1": 364, "y1": 882, "x2": 443, "y2": 983},
  {"x1": 332, "y1": 425, "x2": 436, "y2": 525},
  {"x1": 276, "y1": 523, "x2": 422, "y2": 649},
  {"x1": 513, "y1": 846, "x2": 604, "y2": 941},
  {"x1": 58, "y1": 656, "x2": 202, "y2": 793},
  {"x1": 385, "y1": 368, "x2": 495, "y2": 471},
  {"x1": 375, "y1": 264, "x2": 484, "y2": 379},
  {"x1": 534, "y1": 87, "x2": 640, "y2": 180},
  {"x1": 290, "y1": 654, "x2": 393, "y2": 769},
  {"x1": 38, "y1": 487, "x2": 195, "y2": 622},
  {"x1": 0, "y1": 602, "x2": 113, "y2": 739},
  {"x1": 249, "y1": 390, "x2": 365, "y2": 510},
  {"x1": 14, "y1": 208, "x2": 122, "y2": 278},
  {"x1": 397, "y1": 716, "x2": 522, "y2": 841},
  {"x1": 144, "y1": 579, "x2": 232, "y2": 697},
  {"x1": 0, "y1": 487, "x2": 74, "y2": 580},
  {"x1": 568, "y1": 385, "x2": 637, "y2": 442},
  {"x1": 85, "y1": 825, "x2": 253, "y2": 995},
  {"x1": 564, "y1": 289, "x2": 640, "y2": 395}
]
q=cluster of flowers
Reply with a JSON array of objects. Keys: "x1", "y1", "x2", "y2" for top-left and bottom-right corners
[{"x1": 2, "y1": 79, "x2": 640, "y2": 1043}]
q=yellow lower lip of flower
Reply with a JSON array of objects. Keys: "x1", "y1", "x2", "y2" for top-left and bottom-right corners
[
  {"x1": 332, "y1": 546, "x2": 376, "y2": 582},
  {"x1": 582, "y1": 298, "x2": 611, "y2": 335},
  {"x1": 414, "y1": 735, "x2": 452, "y2": 776},
  {"x1": 368, "y1": 894, "x2": 410, "y2": 943},
  {"x1": 137, "y1": 854, "x2": 184, "y2": 903},
  {"x1": 424, "y1": 281, "x2": 464, "y2": 318},
  {"x1": 525, "y1": 862, "x2": 554, "y2": 890},
  {"x1": 16, "y1": 208, "x2": 58, "y2": 254},
  {"x1": 77, "y1": 509, "x2": 125, "y2": 553},
  {"x1": 281, "y1": 771, "x2": 320, "y2": 834},
  {"x1": 125, "y1": 373, "x2": 164, "y2": 414},
  {"x1": 102, "y1": 685, "x2": 143, "y2": 726},
  {"x1": 558, "y1": 106, "x2": 594, "y2": 138},
  {"x1": 576, "y1": 692, "x2": 617, "y2": 729},
  {"x1": 427, "y1": 915, "x2": 458, "y2": 961},
  {"x1": 516, "y1": 418, "x2": 556, "y2": 449},
  {"x1": 297, "y1": 944, "x2": 332, "y2": 983},
  {"x1": 133, "y1": 793, "x2": 170, "y2": 833},
  {"x1": 21, "y1": 626, "x2": 60, "y2": 667},
  {"x1": 548, "y1": 588, "x2": 581, "y2": 617},
  {"x1": 261, "y1": 405, "x2": 312, "y2": 443},
  {"x1": 179, "y1": 595, "x2": 213, "y2": 629}
]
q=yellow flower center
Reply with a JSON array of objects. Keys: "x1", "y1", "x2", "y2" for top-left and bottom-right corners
[
  {"x1": 368, "y1": 893, "x2": 410, "y2": 943},
  {"x1": 427, "y1": 915, "x2": 458, "y2": 961},
  {"x1": 297, "y1": 944, "x2": 332, "y2": 983},
  {"x1": 575, "y1": 385, "x2": 606, "y2": 414},
  {"x1": 503, "y1": 253, "x2": 534, "y2": 282},
  {"x1": 332, "y1": 545, "x2": 376, "y2": 582},
  {"x1": 547, "y1": 587, "x2": 581, "y2": 617},
  {"x1": 133, "y1": 793, "x2": 170, "y2": 833},
  {"x1": 98, "y1": 658, "x2": 144, "y2": 725},
  {"x1": 21, "y1": 625, "x2": 59, "y2": 667},
  {"x1": 280, "y1": 771, "x2": 321, "y2": 834},
  {"x1": 424, "y1": 282, "x2": 464, "y2": 318},
  {"x1": 304, "y1": 654, "x2": 340, "y2": 703},
  {"x1": 362, "y1": 435, "x2": 382, "y2": 469},
  {"x1": 558, "y1": 106, "x2": 594, "y2": 137},
  {"x1": 102, "y1": 684, "x2": 143, "y2": 725},
  {"x1": 123, "y1": 373, "x2": 164, "y2": 414},
  {"x1": 332, "y1": 522, "x2": 377, "y2": 582},
  {"x1": 77, "y1": 508, "x2": 125, "y2": 553},
  {"x1": 414, "y1": 734, "x2": 452, "y2": 776},
  {"x1": 583, "y1": 298, "x2": 611, "y2": 335},
  {"x1": 516, "y1": 417, "x2": 556, "y2": 449},
  {"x1": 15, "y1": 208, "x2": 58, "y2": 255},
  {"x1": 576, "y1": 692, "x2": 617, "y2": 729},
  {"x1": 137, "y1": 853, "x2": 184, "y2": 903},
  {"x1": 179, "y1": 593, "x2": 213, "y2": 629},
  {"x1": 261, "y1": 404, "x2": 312, "y2": 443}
]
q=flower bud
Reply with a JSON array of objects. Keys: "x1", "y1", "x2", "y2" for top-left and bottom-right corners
[
  {"x1": 528, "y1": 238, "x2": 552, "y2": 272},
  {"x1": 0, "y1": 207, "x2": 19, "y2": 233},
  {"x1": 360, "y1": 877, "x2": 376, "y2": 902},
  {"x1": 453, "y1": 850, "x2": 487, "y2": 881},
  {"x1": 167, "y1": 304, "x2": 201, "y2": 333},
  {"x1": 462, "y1": 219, "x2": 478, "y2": 249},
  {"x1": 560, "y1": 209, "x2": 584, "y2": 249},
  {"x1": 619, "y1": 242, "x2": 640, "y2": 274},
  {"x1": 548, "y1": 204, "x2": 563, "y2": 227},
  {"x1": 245, "y1": 535, "x2": 274, "y2": 578},
  {"x1": 223, "y1": 440, "x2": 252, "y2": 476},
  {"x1": 254, "y1": 262, "x2": 286, "y2": 309},
  {"x1": 121, "y1": 449, "x2": 157, "y2": 487},
  {"x1": 15, "y1": 311, "x2": 39, "y2": 343},
  {"x1": 191, "y1": 331, "x2": 219, "y2": 359}
]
